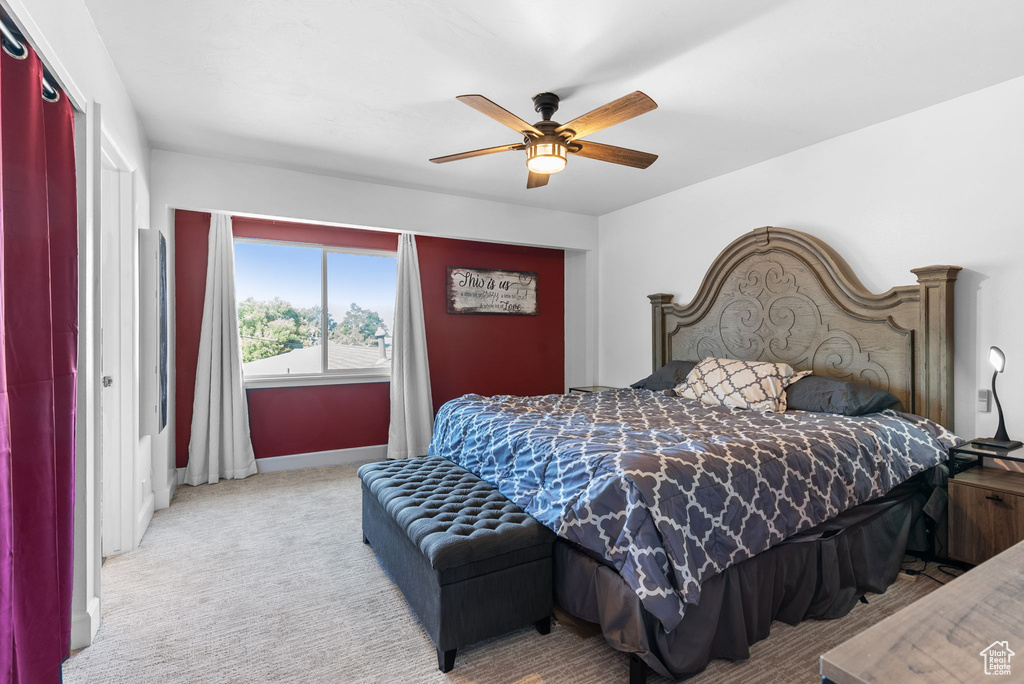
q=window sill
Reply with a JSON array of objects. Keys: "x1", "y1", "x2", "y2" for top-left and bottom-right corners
[{"x1": 243, "y1": 371, "x2": 391, "y2": 390}]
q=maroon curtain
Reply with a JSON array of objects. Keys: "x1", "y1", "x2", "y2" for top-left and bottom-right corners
[{"x1": 0, "y1": 43, "x2": 78, "y2": 683}]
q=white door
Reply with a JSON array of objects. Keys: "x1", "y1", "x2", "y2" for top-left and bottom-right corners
[
  {"x1": 99, "y1": 148, "x2": 140, "y2": 558},
  {"x1": 99, "y1": 162, "x2": 124, "y2": 557}
]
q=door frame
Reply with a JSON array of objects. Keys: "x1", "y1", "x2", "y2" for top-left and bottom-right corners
[
  {"x1": 98, "y1": 134, "x2": 137, "y2": 557},
  {"x1": 70, "y1": 99, "x2": 102, "y2": 650},
  {"x1": 68, "y1": 108, "x2": 143, "y2": 649}
]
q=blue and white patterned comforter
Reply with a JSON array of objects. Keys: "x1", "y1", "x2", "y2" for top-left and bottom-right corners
[{"x1": 428, "y1": 388, "x2": 956, "y2": 632}]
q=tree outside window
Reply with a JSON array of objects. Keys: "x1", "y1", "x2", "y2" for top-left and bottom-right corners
[{"x1": 233, "y1": 239, "x2": 396, "y2": 378}]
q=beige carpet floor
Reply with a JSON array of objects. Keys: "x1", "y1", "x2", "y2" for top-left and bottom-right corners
[{"x1": 62, "y1": 465, "x2": 938, "y2": 684}]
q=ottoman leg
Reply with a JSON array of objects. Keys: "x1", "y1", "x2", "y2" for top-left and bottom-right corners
[
  {"x1": 534, "y1": 616, "x2": 551, "y2": 635},
  {"x1": 362, "y1": 533, "x2": 370, "y2": 545},
  {"x1": 437, "y1": 647, "x2": 456, "y2": 673}
]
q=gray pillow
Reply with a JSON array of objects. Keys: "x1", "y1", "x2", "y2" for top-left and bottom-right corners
[
  {"x1": 631, "y1": 360, "x2": 697, "y2": 392},
  {"x1": 786, "y1": 375, "x2": 902, "y2": 416}
]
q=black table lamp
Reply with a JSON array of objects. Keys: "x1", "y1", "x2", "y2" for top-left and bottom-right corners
[{"x1": 974, "y1": 346, "x2": 1023, "y2": 450}]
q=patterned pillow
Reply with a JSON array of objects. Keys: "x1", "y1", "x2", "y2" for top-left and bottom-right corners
[{"x1": 674, "y1": 357, "x2": 812, "y2": 413}]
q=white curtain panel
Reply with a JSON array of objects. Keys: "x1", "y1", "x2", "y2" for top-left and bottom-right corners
[
  {"x1": 387, "y1": 233, "x2": 434, "y2": 459},
  {"x1": 185, "y1": 213, "x2": 258, "y2": 485}
]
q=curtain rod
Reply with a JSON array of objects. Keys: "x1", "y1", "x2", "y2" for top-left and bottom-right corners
[{"x1": 0, "y1": 15, "x2": 61, "y2": 102}]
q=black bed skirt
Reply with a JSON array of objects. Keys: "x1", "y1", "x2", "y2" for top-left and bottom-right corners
[{"x1": 553, "y1": 477, "x2": 931, "y2": 681}]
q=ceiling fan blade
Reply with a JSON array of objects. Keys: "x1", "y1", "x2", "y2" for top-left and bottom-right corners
[
  {"x1": 457, "y1": 95, "x2": 542, "y2": 137},
  {"x1": 556, "y1": 91, "x2": 657, "y2": 139},
  {"x1": 429, "y1": 143, "x2": 525, "y2": 164},
  {"x1": 527, "y1": 171, "x2": 549, "y2": 189},
  {"x1": 571, "y1": 141, "x2": 658, "y2": 169}
]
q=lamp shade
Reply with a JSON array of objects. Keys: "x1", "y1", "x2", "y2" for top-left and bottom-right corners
[
  {"x1": 980, "y1": 344, "x2": 1021, "y2": 448},
  {"x1": 525, "y1": 141, "x2": 567, "y2": 175},
  {"x1": 990, "y1": 346, "x2": 1006, "y2": 373}
]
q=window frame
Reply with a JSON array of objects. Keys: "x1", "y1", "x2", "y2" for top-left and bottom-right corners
[{"x1": 233, "y1": 236, "x2": 397, "y2": 389}]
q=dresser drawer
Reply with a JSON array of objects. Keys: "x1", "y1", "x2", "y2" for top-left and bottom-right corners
[{"x1": 949, "y1": 479, "x2": 1024, "y2": 565}]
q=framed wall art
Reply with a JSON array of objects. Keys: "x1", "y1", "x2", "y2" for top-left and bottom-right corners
[{"x1": 447, "y1": 267, "x2": 538, "y2": 316}]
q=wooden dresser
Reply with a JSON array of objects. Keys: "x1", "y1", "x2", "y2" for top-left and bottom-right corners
[
  {"x1": 821, "y1": 539, "x2": 1024, "y2": 682},
  {"x1": 949, "y1": 467, "x2": 1024, "y2": 565}
]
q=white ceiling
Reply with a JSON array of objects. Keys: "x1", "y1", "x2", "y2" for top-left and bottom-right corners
[{"x1": 83, "y1": 0, "x2": 1024, "y2": 216}]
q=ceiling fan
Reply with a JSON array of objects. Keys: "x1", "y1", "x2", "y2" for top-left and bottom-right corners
[{"x1": 429, "y1": 91, "x2": 658, "y2": 189}]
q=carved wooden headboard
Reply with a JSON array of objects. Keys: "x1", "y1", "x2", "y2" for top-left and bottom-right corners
[{"x1": 648, "y1": 227, "x2": 961, "y2": 429}]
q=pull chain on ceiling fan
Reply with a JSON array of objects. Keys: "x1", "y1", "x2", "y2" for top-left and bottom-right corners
[{"x1": 429, "y1": 91, "x2": 658, "y2": 189}]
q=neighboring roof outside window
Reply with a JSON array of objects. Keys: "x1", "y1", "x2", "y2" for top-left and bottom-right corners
[{"x1": 242, "y1": 340, "x2": 391, "y2": 377}]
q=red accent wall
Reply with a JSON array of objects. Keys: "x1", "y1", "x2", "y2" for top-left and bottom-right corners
[
  {"x1": 245, "y1": 383, "x2": 391, "y2": 458},
  {"x1": 174, "y1": 211, "x2": 564, "y2": 465},
  {"x1": 417, "y1": 236, "x2": 564, "y2": 410},
  {"x1": 232, "y1": 216, "x2": 399, "y2": 251},
  {"x1": 174, "y1": 210, "x2": 212, "y2": 470}
]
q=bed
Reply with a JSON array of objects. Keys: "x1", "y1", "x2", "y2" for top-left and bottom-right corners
[{"x1": 428, "y1": 227, "x2": 962, "y2": 681}]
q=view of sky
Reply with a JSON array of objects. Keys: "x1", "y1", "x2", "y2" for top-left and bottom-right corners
[
  {"x1": 233, "y1": 241, "x2": 397, "y2": 331},
  {"x1": 328, "y1": 252, "x2": 397, "y2": 332}
]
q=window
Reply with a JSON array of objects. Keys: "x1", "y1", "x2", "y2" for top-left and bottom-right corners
[{"x1": 233, "y1": 238, "x2": 397, "y2": 386}]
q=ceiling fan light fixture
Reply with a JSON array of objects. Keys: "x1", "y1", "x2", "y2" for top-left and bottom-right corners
[
  {"x1": 525, "y1": 140, "x2": 567, "y2": 175},
  {"x1": 432, "y1": 91, "x2": 658, "y2": 187}
]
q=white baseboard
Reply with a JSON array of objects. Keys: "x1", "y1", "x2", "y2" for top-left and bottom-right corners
[
  {"x1": 135, "y1": 491, "x2": 155, "y2": 546},
  {"x1": 154, "y1": 485, "x2": 171, "y2": 510},
  {"x1": 173, "y1": 444, "x2": 387, "y2": 484},
  {"x1": 70, "y1": 596, "x2": 100, "y2": 650},
  {"x1": 154, "y1": 466, "x2": 178, "y2": 510}
]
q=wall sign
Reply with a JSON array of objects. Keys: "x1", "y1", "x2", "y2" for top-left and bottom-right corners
[{"x1": 447, "y1": 267, "x2": 538, "y2": 315}]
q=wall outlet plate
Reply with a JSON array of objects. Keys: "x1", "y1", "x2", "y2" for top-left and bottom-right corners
[{"x1": 978, "y1": 388, "x2": 991, "y2": 413}]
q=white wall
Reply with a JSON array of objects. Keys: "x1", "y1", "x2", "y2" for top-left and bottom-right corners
[
  {"x1": 151, "y1": 150, "x2": 597, "y2": 250},
  {"x1": 598, "y1": 74, "x2": 1024, "y2": 440},
  {"x1": 3, "y1": 0, "x2": 154, "y2": 648},
  {"x1": 150, "y1": 149, "x2": 599, "y2": 506}
]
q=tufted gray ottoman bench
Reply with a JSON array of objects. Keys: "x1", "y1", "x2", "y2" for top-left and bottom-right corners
[{"x1": 358, "y1": 456, "x2": 555, "y2": 673}]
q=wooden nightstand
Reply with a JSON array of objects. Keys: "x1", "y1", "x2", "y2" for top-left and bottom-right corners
[
  {"x1": 949, "y1": 439, "x2": 1024, "y2": 478},
  {"x1": 568, "y1": 386, "x2": 618, "y2": 394},
  {"x1": 948, "y1": 467, "x2": 1024, "y2": 566}
]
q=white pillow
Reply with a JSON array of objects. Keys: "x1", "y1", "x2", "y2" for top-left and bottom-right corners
[{"x1": 674, "y1": 357, "x2": 812, "y2": 413}]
